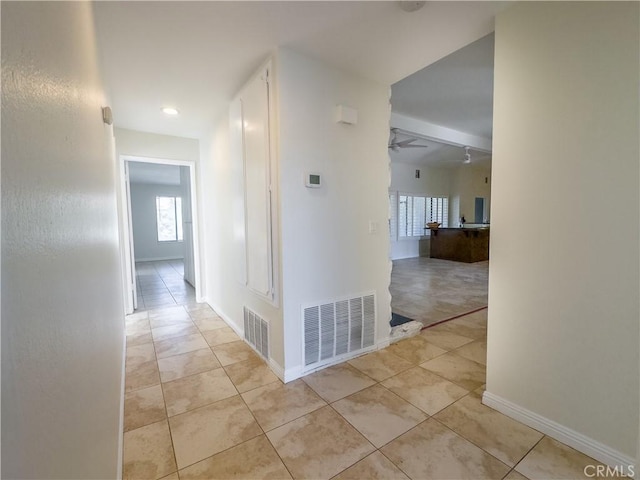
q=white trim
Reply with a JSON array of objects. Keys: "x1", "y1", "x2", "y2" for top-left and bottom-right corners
[
  {"x1": 208, "y1": 300, "x2": 292, "y2": 385},
  {"x1": 189, "y1": 162, "x2": 203, "y2": 303},
  {"x1": 283, "y1": 338, "x2": 391, "y2": 383},
  {"x1": 207, "y1": 301, "x2": 244, "y2": 338},
  {"x1": 120, "y1": 154, "x2": 194, "y2": 168},
  {"x1": 482, "y1": 391, "x2": 637, "y2": 476},
  {"x1": 213, "y1": 298, "x2": 388, "y2": 385},
  {"x1": 118, "y1": 155, "x2": 204, "y2": 308},
  {"x1": 116, "y1": 330, "x2": 126, "y2": 480},
  {"x1": 119, "y1": 159, "x2": 136, "y2": 314},
  {"x1": 268, "y1": 359, "x2": 288, "y2": 383},
  {"x1": 390, "y1": 251, "x2": 420, "y2": 261},
  {"x1": 282, "y1": 365, "x2": 305, "y2": 383}
]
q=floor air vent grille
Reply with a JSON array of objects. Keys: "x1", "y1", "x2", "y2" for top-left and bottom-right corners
[
  {"x1": 304, "y1": 294, "x2": 375, "y2": 367},
  {"x1": 243, "y1": 307, "x2": 269, "y2": 359}
]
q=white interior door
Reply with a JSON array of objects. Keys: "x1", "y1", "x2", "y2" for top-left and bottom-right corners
[
  {"x1": 124, "y1": 161, "x2": 138, "y2": 311},
  {"x1": 181, "y1": 165, "x2": 196, "y2": 287}
]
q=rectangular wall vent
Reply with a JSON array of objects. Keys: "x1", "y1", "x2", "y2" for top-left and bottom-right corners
[
  {"x1": 243, "y1": 307, "x2": 269, "y2": 359},
  {"x1": 303, "y1": 293, "x2": 375, "y2": 367}
]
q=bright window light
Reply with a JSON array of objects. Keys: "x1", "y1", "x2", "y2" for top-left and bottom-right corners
[
  {"x1": 156, "y1": 196, "x2": 183, "y2": 242},
  {"x1": 161, "y1": 107, "x2": 179, "y2": 115}
]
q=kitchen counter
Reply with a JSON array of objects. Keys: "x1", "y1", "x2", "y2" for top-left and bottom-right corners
[{"x1": 429, "y1": 227, "x2": 490, "y2": 263}]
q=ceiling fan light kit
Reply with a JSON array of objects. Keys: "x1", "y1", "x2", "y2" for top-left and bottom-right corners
[{"x1": 463, "y1": 146, "x2": 472, "y2": 164}]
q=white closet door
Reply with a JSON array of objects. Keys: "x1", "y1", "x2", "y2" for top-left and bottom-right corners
[
  {"x1": 241, "y1": 69, "x2": 272, "y2": 298},
  {"x1": 230, "y1": 98, "x2": 247, "y2": 286}
]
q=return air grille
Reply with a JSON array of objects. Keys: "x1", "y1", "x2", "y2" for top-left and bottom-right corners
[
  {"x1": 303, "y1": 294, "x2": 376, "y2": 367},
  {"x1": 243, "y1": 307, "x2": 269, "y2": 359}
]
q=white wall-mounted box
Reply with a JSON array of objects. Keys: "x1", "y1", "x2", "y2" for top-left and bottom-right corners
[{"x1": 335, "y1": 104, "x2": 358, "y2": 125}]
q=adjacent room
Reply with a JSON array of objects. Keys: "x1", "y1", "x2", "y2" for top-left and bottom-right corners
[
  {"x1": 127, "y1": 161, "x2": 196, "y2": 310},
  {"x1": 389, "y1": 34, "x2": 493, "y2": 328}
]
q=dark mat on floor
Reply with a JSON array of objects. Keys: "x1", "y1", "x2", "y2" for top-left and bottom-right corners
[{"x1": 391, "y1": 312, "x2": 415, "y2": 327}]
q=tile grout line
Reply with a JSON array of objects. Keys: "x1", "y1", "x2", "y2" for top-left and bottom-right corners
[
  {"x1": 429, "y1": 396, "x2": 543, "y2": 475},
  {"x1": 126, "y1": 298, "x2": 534, "y2": 480},
  {"x1": 165, "y1": 302, "x2": 280, "y2": 476},
  {"x1": 156, "y1": 343, "x2": 181, "y2": 480},
  {"x1": 234, "y1": 378, "x2": 298, "y2": 480}
]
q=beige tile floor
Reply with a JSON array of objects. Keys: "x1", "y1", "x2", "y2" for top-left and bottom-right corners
[
  {"x1": 123, "y1": 304, "x2": 605, "y2": 480},
  {"x1": 135, "y1": 260, "x2": 196, "y2": 311},
  {"x1": 391, "y1": 257, "x2": 488, "y2": 327}
]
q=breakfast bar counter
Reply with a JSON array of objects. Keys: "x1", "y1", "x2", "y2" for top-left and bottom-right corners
[{"x1": 429, "y1": 227, "x2": 490, "y2": 263}]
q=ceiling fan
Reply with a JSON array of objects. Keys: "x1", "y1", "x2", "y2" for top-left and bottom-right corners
[{"x1": 388, "y1": 128, "x2": 430, "y2": 152}]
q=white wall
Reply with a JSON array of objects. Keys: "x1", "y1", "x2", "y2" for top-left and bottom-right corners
[
  {"x1": 200, "y1": 65, "x2": 285, "y2": 368},
  {"x1": 449, "y1": 165, "x2": 491, "y2": 226},
  {"x1": 115, "y1": 127, "x2": 200, "y2": 163},
  {"x1": 389, "y1": 162, "x2": 451, "y2": 259},
  {"x1": 487, "y1": 1, "x2": 639, "y2": 466},
  {"x1": 1, "y1": 2, "x2": 125, "y2": 478},
  {"x1": 130, "y1": 183, "x2": 185, "y2": 261},
  {"x1": 276, "y1": 48, "x2": 392, "y2": 376}
]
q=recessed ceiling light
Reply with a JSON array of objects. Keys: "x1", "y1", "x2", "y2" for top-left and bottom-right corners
[{"x1": 161, "y1": 107, "x2": 179, "y2": 115}]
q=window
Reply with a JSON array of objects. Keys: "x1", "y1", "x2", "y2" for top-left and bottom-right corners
[
  {"x1": 389, "y1": 192, "x2": 397, "y2": 240},
  {"x1": 389, "y1": 192, "x2": 448, "y2": 240},
  {"x1": 156, "y1": 196, "x2": 183, "y2": 242}
]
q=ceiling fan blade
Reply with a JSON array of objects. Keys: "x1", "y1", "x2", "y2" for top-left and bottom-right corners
[{"x1": 395, "y1": 138, "x2": 418, "y2": 147}]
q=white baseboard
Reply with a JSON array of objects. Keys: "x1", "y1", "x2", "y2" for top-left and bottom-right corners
[
  {"x1": 208, "y1": 301, "x2": 292, "y2": 384},
  {"x1": 135, "y1": 256, "x2": 184, "y2": 262},
  {"x1": 482, "y1": 391, "x2": 636, "y2": 477},
  {"x1": 207, "y1": 301, "x2": 243, "y2": 337},
  {"x1": 205, "y1": 301, "x2": 392, "y2": 387},
  {"x1": 282, "y1": 337, "x2": 392, "y2": 383},
  {"x1": 267, "y1": 359, "x2": 291, "y2": 383}
]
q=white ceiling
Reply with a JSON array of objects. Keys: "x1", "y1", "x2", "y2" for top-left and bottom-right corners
[
  {"x1": 128, "y1": 162, "x2": 182, "y2": 186},
  {"x1": 391, "y1": 33, "x2": 495, "y2": 139},
  {"x1": 93, "y1": 1, "x2": 508, "y2": 140}
]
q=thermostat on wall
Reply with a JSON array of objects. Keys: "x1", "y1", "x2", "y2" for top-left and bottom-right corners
[{"x1": 305, "y1": 173, "x2": 322, "y2": 188}]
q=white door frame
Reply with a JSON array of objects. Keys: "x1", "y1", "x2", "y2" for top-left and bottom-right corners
[{"x1": 119, "y1": 154, "x2": 203, "y2": 313}]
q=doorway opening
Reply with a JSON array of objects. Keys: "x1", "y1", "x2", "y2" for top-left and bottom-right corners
[
  {"x1": 119, "y1": 156, "x2": 201, "y2": 313},
  {"x1": 387, "y1": 34, "x2": 494, "y2": 330}
]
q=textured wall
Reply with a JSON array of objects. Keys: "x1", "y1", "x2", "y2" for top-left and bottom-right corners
[{"x1": 1, "y1": 2, "x2": 125, "y2": 478}]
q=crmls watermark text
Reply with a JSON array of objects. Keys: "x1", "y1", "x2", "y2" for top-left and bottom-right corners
[{"x1": 584, "y1": 464, "x2": 635, "y2": 478}]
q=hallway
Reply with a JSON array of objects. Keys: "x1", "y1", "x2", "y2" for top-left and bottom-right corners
[{"x1": 124, "y1": 304, "x2": 603, "y2": 479}]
